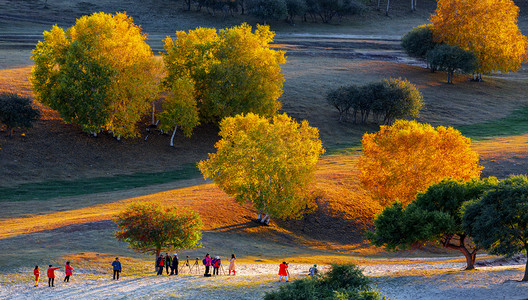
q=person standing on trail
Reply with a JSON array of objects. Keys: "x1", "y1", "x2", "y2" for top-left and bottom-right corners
[
  {"x1": 212, "y1": 256, "x2": 221, "y2": 276},
  {"x1": 156, "y1": 254, "x2": 165, "y2": 275},
  {"x1": 170, "y1": 254, "x2": 179, "y2": 275},
  {"x1": 47, "y1": 265, "x2": 60, "y2": 287},
  {"x1": 165, "y1": 252, "x2": 172, "y2": 275},
  {"x1": 228, "y1": 254, "x2": 236, "y2": 275},
  {"x1": 309, "y1": 264, "x2": 318, "y2": 276},
  {"x1": 278, "y1": 262, "x2": 289, "y2": 282},
  {"x1": 112, "y1": 257, "x2": 122, "y2": 280},
  {"x1": 33, "y1": 266, "x2": 40, "y2": 287},
  {"x1": 64, "y1": 261, "x2": 73, "y2": 282},
  {"x1": 203, "y1": 253, "x2": 212, "y2": 277}
]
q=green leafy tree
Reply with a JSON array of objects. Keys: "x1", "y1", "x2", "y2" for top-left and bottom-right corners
[
  {"x1": 264, "y1": 264, "x2": 388, "y2": 300},
  {"x1": 285, "y1": 0, "x2": 307, "y2": 24},
  {"x1": 426, "y1": 44, "x2": 478, "y2": 84},
  {"x1": 0, "y1": 93, "x2": 40, "y2": 137},
  {"x1": 163, "y1": 23, "x2": 285, "y2": 135},
  {"x1": 463, "y1": 175, "x2": 528, "y2": 280},
  {"x1": 367, "y1": 178, "x2": 498, "y2": 270},
  {"x1": 401, "y1": 24, "x2": 436, "y2": 60},
  {"x1": 30, "y1": 12, "x2": 160, "y2": 138},
  {"x1": 158, "y1": 77, "x2": 200, "y2": 147},
  {"x1": 247, "y1": 0, "x2": 288, "y2": 23},
  {"x1": 114, "y1": 202, "x2": 203, "y2": 268},
  {"x1": 375, "y1": 78, "x2": 423, "y2": 125},
  {"x1": 198, "y1": 112, "x2": 325, "y2": 224}
]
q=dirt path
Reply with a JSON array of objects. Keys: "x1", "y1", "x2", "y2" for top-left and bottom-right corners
[{"x1": 2, "y1": 262, "x2": 528, "y2": 299}]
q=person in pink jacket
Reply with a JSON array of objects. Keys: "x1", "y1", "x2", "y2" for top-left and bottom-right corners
[
  {"x1": 203, "y1": 253, "x2": 212, "y2": 277},
  {"x1": 64, "y1": 261, "x2": 74, "y2": 282}
]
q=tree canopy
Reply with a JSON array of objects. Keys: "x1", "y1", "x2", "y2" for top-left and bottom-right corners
[
  {"x1": 198, "y1": 113, "x2": 324, "y2": 224},
  {"x1": 401, "y1": 24, "x2": 436, "y2": 60},
  {"x1": 426, "y1": 44, "x2": 478, "y2": 84},
  {"x1": 114, "y1": 202, "x2": 203, "y2": 258},
  {"x1": 162, "y1": 23, "x2": 285, "y2": 136},
  {"x1": 0, "y1": 92, "x2": 40, "y2": 137},
  {"x1": 358, "y1": 120, "x2": 483, "y2": 206},
  {"x1": 30, "y1": 12, "x2": 160, "y2": 138},
  {"x1": 431, "y1": 0, "x2": 528, "y2": 74},
  {"x1": 367, "y1": 178, "x2": 498, "y2": 270},
  {"x1": 463, "y1": 175, "x2": 528, "y2": 281}
]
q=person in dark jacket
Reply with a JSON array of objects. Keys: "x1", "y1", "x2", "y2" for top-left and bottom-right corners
[
  {"x1": 156, "y1": 254, "x2": 164, "y2": 275},
  {"x1": 112, "y1": 257, "x2": 122, "y2": 280},
  {"x1": 170, "y1": 254, "x2": 179, "y2": 275},
  {"x1": 165, "y1": 253, "x2": 172, "y2": 275}
]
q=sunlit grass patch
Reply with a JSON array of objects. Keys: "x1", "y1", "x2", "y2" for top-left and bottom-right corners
[{"x1": 458, "y1": 106, "x2": 528, "y2": 140}]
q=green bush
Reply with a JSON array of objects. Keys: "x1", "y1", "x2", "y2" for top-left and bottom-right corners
[
  {"x1": 264, "y1": 264, "x2": 388, "y2": 300},
  {"x1": 0, "y1": 92, "x2": 40, "y2": 136},
  {"x1": 401, "y1": 24, "x2": 436, "y2": 60}
]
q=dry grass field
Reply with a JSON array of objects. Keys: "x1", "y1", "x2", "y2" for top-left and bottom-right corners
[{"x1": 1, "y1": 0, "x2": 528, "y2": 298}]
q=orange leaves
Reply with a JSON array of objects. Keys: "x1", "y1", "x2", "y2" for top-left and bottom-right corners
[
  {"x1": 358, "y1": 120, "x2": 483, "y2": 207},
  {"x1": 430, "y1": 0, "x2": 528, "y2": 73}
]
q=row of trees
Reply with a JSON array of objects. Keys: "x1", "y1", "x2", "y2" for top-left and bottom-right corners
[
  {"x1": 401, "y1": 0, "x2": 528, "y2": 83},
  {"x1": 179, "y1": 0, "x2": 365, "y2": 24},
  {"x1": 30, "y1": 13, "x2": 285, "y2": 145},
  {"x1": 367, "y1": 175, "x2": 528, "y2": 281},
  {"x1": 326, "y1": 78, "x2": 423, "y2": 124}
]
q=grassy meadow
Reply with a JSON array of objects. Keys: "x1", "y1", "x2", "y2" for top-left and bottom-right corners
[{"x1": 1, "y1": 0, "x2": 528, "y2": 294}]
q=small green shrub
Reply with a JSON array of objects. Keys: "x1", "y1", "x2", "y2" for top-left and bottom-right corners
[
  {"x1": 264, "y1": 264, "x2": 389, "y2": 300},
  {"x1": 0, "y1": 92, "x2": 40, "y2": 136}
]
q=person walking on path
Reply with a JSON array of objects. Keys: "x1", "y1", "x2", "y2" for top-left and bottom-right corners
[
  {"x1": 212, "y1": 256, "x2": 221, "y2": 276},
  {"x1": 112, "y1": 257, "x2": 122, "y2": 280},
  {"x1": 203, "y1": 253, "x2": 212, "y2": 277},
  {"x1": 47, "y1": 265, "x2": 60, "y2": 287},
  {"x1": 164, "y1": 253, "x2": 172, "y2": 275},
  {"x1": 170, "y1": 254, "x2": 179, "y2": 275},
  {"x1": 156, "y1": 254, "x2": 165, "y2": 275},
  {"x1": 278, "y1": 262, "x2": 289, "y2": 282},
  {"x1": 228, "y1": 254, "x2": 236, "y2": 275},
  {"x1": 64, "y1": 261, "x2": 73, "y2": 282},
  {"x1": 33, "y1": 266, "x2": 40, "y2": 287}
]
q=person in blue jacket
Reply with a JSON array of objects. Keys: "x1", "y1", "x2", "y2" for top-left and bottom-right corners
[{"x1": 112, "y1": 257, "x2": 122, "y2": 280}]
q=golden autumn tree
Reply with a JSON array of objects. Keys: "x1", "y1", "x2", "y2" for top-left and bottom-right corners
[
  {"x1": 198, "y1": 113, "x2": 324, "y2": 224},
  {"x1": 430, "y1": 0, "x2": 528, "y2": 75},
  {"x1": 358, "y1": 120, "x2": 483, "y2": 207},
  {"x1": 162, "y1": 23, "x2": 286, "y2": 133},
  {"x1": 31, "y1": 12, "x2": 161, "y2": 138}
]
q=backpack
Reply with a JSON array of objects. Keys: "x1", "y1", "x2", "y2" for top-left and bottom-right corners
[
  {"x1": 202, "y1": 258, "x2": 207, "y2": 265},
  {"x1": 215, "y1": 259, "x2": 221, "y2": 267}
]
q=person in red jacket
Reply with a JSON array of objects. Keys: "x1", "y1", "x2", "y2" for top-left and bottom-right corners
[
  {"x1": 278, "y1": 262, "x2": 289, "y2": 282},
  {"x1": 33, "y1": 266, "x2": 40, "y2": 287},
  {"x1": 47, "y1": 265, "x2": 60, "y2": 287},
  {"x1": 64, "y1": 261, "x2": 74, "y2": 282}
]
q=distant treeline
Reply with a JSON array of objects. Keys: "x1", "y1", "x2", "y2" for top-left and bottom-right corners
[{"x1": 178, "y1": 0, "x2": 366, "y2": 24}]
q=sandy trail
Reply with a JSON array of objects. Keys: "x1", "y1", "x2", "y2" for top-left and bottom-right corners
[{"x1": 2, "y1": 261, "x2": 528, "y2": 299}]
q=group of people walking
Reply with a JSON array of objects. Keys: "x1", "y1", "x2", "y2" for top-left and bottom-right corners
[
  {"x1": 33, "y1": 262, "x2": 74, "y2": 287},
  {"x1": 202, "y1": 253, "x2": 237, "y2": 277}
]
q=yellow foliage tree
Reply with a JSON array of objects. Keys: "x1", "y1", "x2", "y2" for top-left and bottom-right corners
[
  {"x1": 358, "y1": 120, "x2": 483, "y2": 207},
  {"x1": 31, "y1": 12, "x2": 161, "y2": 138},
  {"x1": 198, "y1": 113, "x2": 324, "y2": 224},
  {"x1": 430, "y1": 0, "x2": 528, "y2": 74}
]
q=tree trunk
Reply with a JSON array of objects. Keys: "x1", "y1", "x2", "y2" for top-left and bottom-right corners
[
  {"x1": 386, "y1": 0, "x2": 390, "y2": 16},
  {"x1": 443, "y1": 234, "x2": 477, "y2": 270},
  {"x1": 377, "y1": 0, "x2": 381, "y2": 10},
  {"x1": 170, "y1": 124, "x2": 178, "y2": 147},
  {"x1": 260, "y1": 214, "x2": 270, "y2": 225},
  {"x1": 151, "y1": 101, "x2": 156, "y2": 125},
  {"x1": 523, "y1": 245, "x2": 528, "y2": 281}
]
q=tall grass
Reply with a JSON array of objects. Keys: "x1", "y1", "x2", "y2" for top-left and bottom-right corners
[{"x1": 0, "y1": 163, "x2": 200, "y2": 202}]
